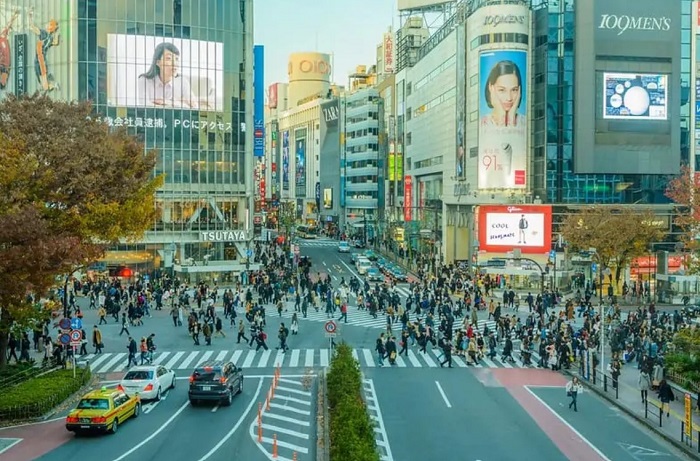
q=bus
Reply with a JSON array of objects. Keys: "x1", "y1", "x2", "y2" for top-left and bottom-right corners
[{"x1": 296, "y1": 226, "x2": 318, "y2": 239}]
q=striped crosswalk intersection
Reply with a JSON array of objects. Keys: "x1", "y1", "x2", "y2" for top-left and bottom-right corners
[{"x1": 81, "y1": 345, "x2": 542, "y2": 374}]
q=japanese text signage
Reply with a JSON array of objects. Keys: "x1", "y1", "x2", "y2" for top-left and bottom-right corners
[
  {"x1": 384, "y1": 32, "x2": 394, "y2": 73},
  {"x1": 403, "y1": 175, "x2": 413, "y2": 221}
]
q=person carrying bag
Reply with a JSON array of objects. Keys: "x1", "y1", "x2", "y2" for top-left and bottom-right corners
[{"x1": 566, "y1": 376, "x2": 583, "y2": 412}]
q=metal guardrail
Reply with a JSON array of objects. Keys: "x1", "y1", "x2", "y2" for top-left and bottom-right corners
[{"x1": 0, "y1": 363, "x2": 56, "y2": 390}]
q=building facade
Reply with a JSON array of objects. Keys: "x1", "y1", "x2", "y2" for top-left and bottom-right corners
[{"x1": 0, "y1": 0, "x2": 255, "y2": 280}]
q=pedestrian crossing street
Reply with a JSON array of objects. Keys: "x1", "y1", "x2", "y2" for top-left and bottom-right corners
[{"x1": 81, "y1": 344, "x2": 541, "y2": 374}]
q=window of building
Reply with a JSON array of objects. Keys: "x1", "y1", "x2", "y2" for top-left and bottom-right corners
[
  {"x1": 406, "y1": 132, "x2": 412, "y2": 146},
  {"x1": 469, "y1": 111, "x2": 478, "y2": 122}
]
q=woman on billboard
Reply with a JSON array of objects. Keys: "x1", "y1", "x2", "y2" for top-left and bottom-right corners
[
  {"x1": 137, "y1": 42, "x2": 198, "y2": 109},
  {"x1": 481, "y1": 60, "x2": 525, "y2": 128}
]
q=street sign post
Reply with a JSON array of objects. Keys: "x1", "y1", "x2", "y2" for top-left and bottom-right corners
[
  {"x1": 324, "y1": 321, "x2": 337, "y2": 354},
  {"x1": 59, "y1": 318, "x2": 71, "y2": 331},
  {"x1": 70, "y1": 329, "x2": 82, "y2": 346},
  {"x1": 59, "y1": 334, "x2": 71, "y2": 346},
  {"x1": 685, "y1": 393, "x2": 692, "y2": 442},
  {"x1": 70, "y1": 318, "x2": 83, "y2": 331}
]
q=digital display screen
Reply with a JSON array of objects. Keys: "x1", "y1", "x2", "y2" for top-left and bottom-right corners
[
  {"x1": 107, "y1": 34, "x2": 224, "y2": 111},
  {"x1": 603, "y1": 73, "x2": 667, "y2": 120}
]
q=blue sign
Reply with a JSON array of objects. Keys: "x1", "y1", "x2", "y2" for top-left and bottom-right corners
[
  {"x1": 253, "y1": 45, "x2": 265, "y2": 158},
  {"x1": 246, "y1": 249, "x2": 254, "y2": 258},
  {"x1": 71, "y1": 318, "x2": 83, "y2": 330},
  {"x1": 591, "y1": 263, "x2": 598, "y2": 273},
  {"x1": 549, "y1": 250, "x2": 556, "y2": 259}
]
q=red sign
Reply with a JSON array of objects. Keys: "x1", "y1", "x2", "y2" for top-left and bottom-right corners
[
  {"x1": 271, "y1": 162, "x2": 277, "y2": 172},
  {"x1": 477, "y1": 205, "x2": 552, "y2": 254},
  {"x1": 403, "y1": 176, "x2": 413, "y2": 221},
  {"x1": 259, "y1": 178, "x2": 266, "y2": 197},
  {"x1": 268, "y1": 83, "x2": 279, "y2": 109},
  {"x1": 384, "y1": 33, "x2": 394, "y2": 73}
]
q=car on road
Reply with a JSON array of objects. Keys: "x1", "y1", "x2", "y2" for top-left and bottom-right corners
[
  {"x1": 390, "y1": 267, "x2": 408, "y2": 282},
  {"x1": 350, "y1": 252, "x2": 360, "y2": 264},
  {"x1": 364, "y1": 249, "x2": 378, "y2": 261},
  {"x1": 353, "y1": 239, "x2": 366, "y2": 248},
  {"x1": 65, "y1": 386, "x2": 140, "y2": 435},
  {"x1": 382, "y1": 262, "x2": 397, "y2": 274},
  {"x1": 356, "y1": 257, "x2": 372, "y2": 275},
  {"x1": 376, "y1": 257, "x2": 387, "y2": 269},
  {"x1": 338, "y1": 241, "x2": 351, "y2": 253},
  {"x1": 366, "y1": 267, "x2": 384, "y2": 282},
  {"x1": 118, "y1": 365, "x2": 176, "y2": 401},
  {"x1": 188, "y1": 360, "x2": 243, "y2": 406}
]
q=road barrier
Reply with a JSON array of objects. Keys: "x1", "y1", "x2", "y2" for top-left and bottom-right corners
[{"x1": 272, "y1": 433, "x2": 278, "y2": 458}]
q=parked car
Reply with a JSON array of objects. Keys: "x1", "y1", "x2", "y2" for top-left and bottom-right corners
[
  {"x1": 188, "y1": 361, "x2": 243, "y2": 406},
  {"x1": 65, "y1": 387, "x2": 140, "y2": 434},
  {"x1": 364, "y1": 249, "x2": 378, "y2": 261},
  {"x1": 118, "y1": 365, "x2": 176, "y2": 401},
  {"x1": 366, "y1": 267, "x2": 384, "y2": 282},
  {"x1": 338, "y1": 241, "x2": 351, "y2": 253},
  {"x1": 376, "y1": 257, "x2": 387, "y2": 269},
  {"x1": 391, "y1": 267, "x2": 408, "y2": 282},
  {"x1": 350, "y1": 252, "x2": 361, "y2": 264}
]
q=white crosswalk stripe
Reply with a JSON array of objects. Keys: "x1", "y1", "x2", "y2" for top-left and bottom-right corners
[
  {"x1": 295, "y1": 240, "x2": 341, "y2": 247},
  {"x1": 85, "y1": 347, "x2": 543, "y2": 373}
]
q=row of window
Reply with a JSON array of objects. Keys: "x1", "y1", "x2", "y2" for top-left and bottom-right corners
[
  {"x1": 469, "y1": 33, "x2": 529, "y2": 51},
  {"x1": 346, "y1": 127, "x2": 379, "y2": 138},
  {"x1": 346, "y1": 144, "x2": 380, "y2": 154},
  {"x1": 411, "y1": 54, "x2": 456, "y2": 93},
  {"x1": 410, "y1": 87, "x2": 456, "y2": 120}
]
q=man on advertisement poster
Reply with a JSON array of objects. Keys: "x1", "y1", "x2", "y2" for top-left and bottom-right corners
[
  {"x1": 479, "y1": 50, "x2": 527, "y2": 189},
  {"x1": 29, "y1": 8, "x2": 60, "y2": 92},
  {"x1": 137, "y1": 42, "x2": 198, "y2": 109},
  {"x1": 518, "y1": 214, "x2": 528, "y2": 244},
  {"x1": 0, "y1": 9, "x2": 19, "y2": 89},
  {"x1": 282, "y1": 131, "x2": 290, "y2": 189}
]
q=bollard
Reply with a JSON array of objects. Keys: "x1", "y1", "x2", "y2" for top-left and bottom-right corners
[
  {"x1": 271, "y1": 383, "x2": 275, "y2": 398},
  {"x1": 266, "y1": 391, "x2": 271, "y2": 411},
  {"x1": 293, "y1": 452, "x2": 297, "y2": 461},
  {"x1": 272, "y1": 433, "x2": 278, "y2": 458},
  {"x1": 257, "y1": 421, "x2": 262, "y2": 442}
]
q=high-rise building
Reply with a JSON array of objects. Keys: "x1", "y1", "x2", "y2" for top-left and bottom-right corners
[{"x1": 0, "y1": 0, "x2": 254, "y2": 282}]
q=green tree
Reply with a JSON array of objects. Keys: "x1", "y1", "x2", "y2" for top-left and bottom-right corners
[
  {"x1": 0, "y1": 94, "x2": 162, "y2": 367},
  {"x1": 560, "y1": 207, "x2": 665, "y2": 288},
  {"x1": 665, "y1": 165, "x2": 700, "y2": 273},
  {"x1": 278, "y1": 200, "x2": 296, "y2": 250}
]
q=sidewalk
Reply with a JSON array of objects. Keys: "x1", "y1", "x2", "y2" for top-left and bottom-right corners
[{"x1": 568, "y1": 356, "x2": 700, "y2": 457}]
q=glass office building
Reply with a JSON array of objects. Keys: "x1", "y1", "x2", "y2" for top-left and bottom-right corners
[
  {"x1": 0, "y1": 0, "x2": 253, "y2": 274},
  {"x1": 533, "y1": 0, "x2": 692, "y2": 205}
]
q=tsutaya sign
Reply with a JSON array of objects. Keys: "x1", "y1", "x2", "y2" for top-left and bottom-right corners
[{"x1": 200, "y1": 230, "x2": 250, "y2": 242}]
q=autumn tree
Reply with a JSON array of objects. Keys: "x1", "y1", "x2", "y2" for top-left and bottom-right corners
[
  {"x1": 278, "y1": 200, "x2": 297, "y2": 250},
  {"x1": 560, "y1": 207, "x2": 665, "y2": 288},
  {"x1": 0, "y1": 94, "x2": 163, "y2": 367},
  {"x1": 665, "y1": 165, "x2": 700, "y2": 273}
]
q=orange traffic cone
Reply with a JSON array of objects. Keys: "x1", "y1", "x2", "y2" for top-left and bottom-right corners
[{"x1": 272, "y1": 434, "x2": 278, "y2": 459}]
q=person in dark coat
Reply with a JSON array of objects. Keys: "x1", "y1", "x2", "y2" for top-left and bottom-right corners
[{"x1": 657, "y1": 379, "x2": 675, "y2": 417}]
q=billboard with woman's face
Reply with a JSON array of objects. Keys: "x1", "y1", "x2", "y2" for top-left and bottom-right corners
[
  {"x1": 478, "y1": 50, "x2": 528, "y2": 189},
  {"x1": 107, "y1": 34, "x2": 224, "y2": 111}
]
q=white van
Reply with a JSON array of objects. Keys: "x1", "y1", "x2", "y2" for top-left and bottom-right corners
[{"x1": 356, "y1": 258, "x2": 372, "y2": 275}]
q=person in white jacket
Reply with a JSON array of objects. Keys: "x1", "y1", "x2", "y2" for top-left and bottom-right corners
[
  {"x1": 639, "y1": 369, "x2": 652, "y2": 404},
  {"x1": 566, "y1": 376, "x2": 583, "y2": 412}
]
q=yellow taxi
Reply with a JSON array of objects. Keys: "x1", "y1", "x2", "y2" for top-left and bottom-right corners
[{"x1": 65, "y1": 386, "x2": 141, "y2": 434}]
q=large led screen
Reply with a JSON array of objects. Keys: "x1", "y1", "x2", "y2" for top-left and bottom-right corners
[
  {"x1": 107, "y1": 34, "x2": 224, "y2": 111},
  {"x1": 478, "y1": 205, "x2": 552, "y2": 254},
  {"x1": 603, "y1": 73, "x2": 667, "y2": 120},
  {"x1": 478, "y1": 50, "x2": 528, "y2": 190}
]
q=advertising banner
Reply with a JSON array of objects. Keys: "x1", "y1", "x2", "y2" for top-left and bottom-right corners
[
  {"x1": 383, "y1": 32, "x2": 394, "y2": 73},
  {"x1": 315, "y1": 182, "x2": 321, "y2": 211},
  {"x1": 282, "y1": 131, "x2": 290, "y2": 191},
  {"x1": 323, "y1": 188, "x2": 333, "y2": 209},
  {"x1": 106, "y1": 34, "x2": 224, "y2": 111},
  {"x1": 603, "y1": 73, "x2": 667, "y2": 120},
  {"x1": 294, "y1": 129, "x2": 307, "y2": 197},
  {"x1": 321, "y1": 100, "x2": 339, "y2": 127},
  {"x1": 403, "y1": 175, "x2": 413, "y2": 222},
  {"x1": 696, "y1": 78, "x2": 700, "y2": 130},
  {"x1": 478, "y1": 49, "x2": 528, "y2": 189},
  {"x1": 478, "y1": 205, "x2": 552, "y2": 254},
  {"x1": 13, "y1": 33, "x2": 26, "y2": 95},
  {"x1": 455, "y1": 24, "x2": 466, "y2": 178},
  {"x1": 253, "y1": 45, "x2": 265, "y2": 157},
  {"x1": 268, "y1": 83, "x2": 279, "y2": 109},
  {"x1": 388, "y1": 154, "x2": 395, "y2": 181}
]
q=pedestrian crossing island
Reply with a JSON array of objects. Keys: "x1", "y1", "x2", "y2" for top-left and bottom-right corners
[{"x1": 81, "y1": 345, "x2": 543, "y2": 374}]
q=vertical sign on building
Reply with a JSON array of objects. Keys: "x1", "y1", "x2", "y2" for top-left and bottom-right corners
[
  {"x1": 268, "y1": 83, "x2": 279, "y2": 109},
  {"x1": 403, "y1": 175, "x2": 412, "y2": 221},
  {"x1": 14, "y1": 34, "x2": 27, "y2": 95},
  {"x1": 455, "y1": 24, "x2": 466, "y2": 178},
  {"x1": 282, "y1": 131, "x2": 290, "y2": 191},
  {"x1": 253, "y1": 46, "x2": 265, "y2": 157},
  {"x1": 295, "y1": 128, "x2": 307, "y2": 197},
  {"x1": 384, "y1": 32, "x2": 394, "y2": 73},
  {"x1": 478, "y1": 49, "x2": 528, "y2": 189}
]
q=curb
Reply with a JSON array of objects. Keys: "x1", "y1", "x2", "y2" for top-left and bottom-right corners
[{"x1": 562, "y1": 369, "x2": 697, "y2": 459}]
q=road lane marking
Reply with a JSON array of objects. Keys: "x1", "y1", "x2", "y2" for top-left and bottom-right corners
[
  {"x1": 257, "y1": 349, "x2": 272, "y2": 367},
  {"x1": 523, "y1": 386, "x2": 612, "y2": 461},
  {"x1": 274, "y1": 394, "x2": 311, "y2": 406},
  {"x1": 363, "y1": 379, "x2": 394, "y2": 461},
  {"x1": 242, "y1": 350, "x2": 256, "y2": 368},
  {"x1": 196, "y1": 378, "x2": 263, "y2": 461},
  {"x1": 177, "y1": 351, "x2": 200, "y2": 370},
  {"x1": 304, "y1": 349, "x2": 314, "y2": 367},
  {"x1": 97, "y1": 353, "x2": 127, "y2": 373},
  {"x1": 273, "y1": 349, "x2": 285, "y2": 367},
  {"x1": 88, "y1": 353, "x2": 112, "y2": 370},
  {"x1": 152, "y1": 352, "x2": 170, "y2": 365},
  {"x1": 259, "y1": 436, "x2": 309, "y2": 454},
  {"x1": 198, "y1": 350, "x2": 214, "y2": 366},
  {"x1": 263, "y1": 412, "x2": 311, "y2": 426},
  {"x1": 275, "y1": 386, "x2": 311, "y2": 397},
  {"x1": 406, "y1": 350, "x2": 422, "y2": 367},
  {"x1": 435, "y1": 381, "x2": 452, "y2": 408},
  {"x1": 289, "y1": 349, "x2": 300, "y2": 367},
  {"x1": 269, "y1": 403, "x2": 310, "y2": 416},
  {"x1": 320, "y1": 349, "x2": 329, "y2": 367},
  {"x1": 111, "y1": 400, "x2": 190, "y2": 461},
  {"x1": 211, "y1": 404, "x2": 219, "y2": 413},
  {"x1": 260, "y1": 423, "x2": 309, "y2": 439},
  {"x1": 362, "y1": 349, "x2": 376, "y2": 367},
  {"x1": 0, "y1": 438, "x2": 22, "y2": 455},
  {"x1": 215, "y1": 350, "x2": 229, "y2": 361},
  {"x1": 164, "y1": 351, "x2": 185, "y2": 369},
  {"x1": 142, "y1": 401, "x2": 161, "y2": 414},
  {"x1": 352, "y1": 349, "x2": 359, "y2": 362},
  {"x1": 420, "y1": 351, "x2": 437, "y2": 368},
  {"x1": 230, "y1": 350, "x2": 243, "y2": 365}
]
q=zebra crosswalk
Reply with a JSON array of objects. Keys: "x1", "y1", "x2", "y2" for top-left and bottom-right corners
[
  {"x1": 295, "y1": 239, "x2": 339, "y2": 247},
  {"x1": 81, "y1": 346, "x2": 543, "y2": 374}
]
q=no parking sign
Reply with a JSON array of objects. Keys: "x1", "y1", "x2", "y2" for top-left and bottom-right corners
[{"x1": 324, "y1": 320, "x2": 337, "y2": 337}]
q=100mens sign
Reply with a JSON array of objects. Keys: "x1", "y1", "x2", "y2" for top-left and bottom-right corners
[{"x1": 598, "y1": 14, "x2": 671, "y2": 35}]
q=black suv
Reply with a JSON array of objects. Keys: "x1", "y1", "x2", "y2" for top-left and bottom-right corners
[{"x1": 188, "y1": 361, "x2": 243, "y2": 406}]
